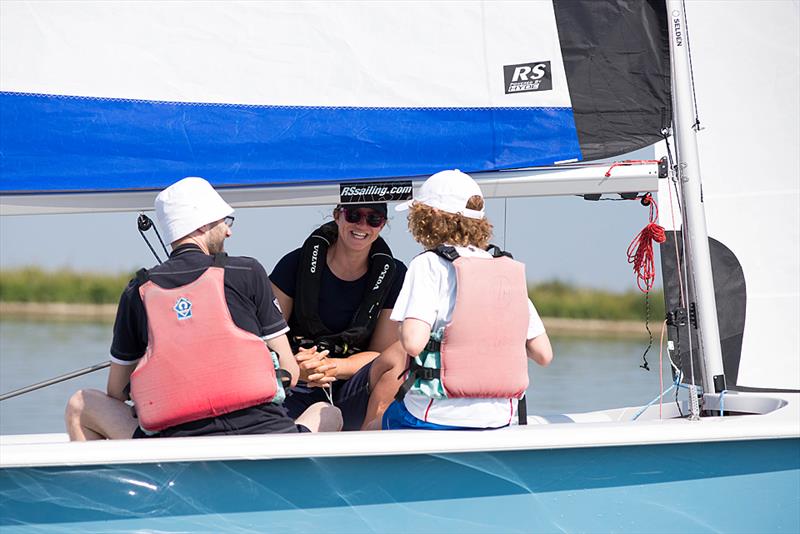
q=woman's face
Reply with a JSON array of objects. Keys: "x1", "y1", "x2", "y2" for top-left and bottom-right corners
[{"x1": 335, "y1": 206, "x2": 386, "y2": 253}]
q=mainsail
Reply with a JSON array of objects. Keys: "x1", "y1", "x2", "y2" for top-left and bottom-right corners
[{"x1": 0, "y1": 1, "x2": 669, "y2": 199}]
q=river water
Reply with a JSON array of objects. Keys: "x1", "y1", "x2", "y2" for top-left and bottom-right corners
[{"x1": 0, "y1": 318, "x2": 672, "y2": 435}]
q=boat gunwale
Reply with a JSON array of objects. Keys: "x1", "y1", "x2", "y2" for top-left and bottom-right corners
[{"x1": 2, "y1": 391, "x2": 797, "y2": 469}]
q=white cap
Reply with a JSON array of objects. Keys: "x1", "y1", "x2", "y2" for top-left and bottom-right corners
[
  {"x1": 395, "y1": 169, "x2": 484, "y2": 219},
  {"x1": 154, "y1": 177, "x2": 234, "y2": 244}
]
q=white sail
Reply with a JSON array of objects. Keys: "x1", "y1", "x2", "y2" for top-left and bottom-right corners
[{"x1": 658, "y1": 1, "x2": 799, "y2": 390}]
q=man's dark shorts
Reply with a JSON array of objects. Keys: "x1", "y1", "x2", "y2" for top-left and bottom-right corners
[
  {"x1": 282, "y1": 361, "x2": 372, "y2": 431},
  {"x1": 132, "y1": 402, "x2": 307, "y2": 438}
]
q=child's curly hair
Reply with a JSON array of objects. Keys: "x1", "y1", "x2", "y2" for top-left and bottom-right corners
[{"x1": 407, "y1": 195, "x2": 493, "y2": 249}]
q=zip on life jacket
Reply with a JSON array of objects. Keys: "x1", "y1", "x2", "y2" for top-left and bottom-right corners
[
  {"x1": 290, "y1": 221, "x2": 396, "y2": 357},
  {"x1": 130, "y1": 253, "x2": 286, "y2": 433},
  {"x1": 395, "y1": 245, "x2": 530, "y2": 402}
]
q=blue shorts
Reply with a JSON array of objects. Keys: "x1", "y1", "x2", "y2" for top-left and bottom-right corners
[
  {"x1": 381, "y1": 400, "x2": 473, "y2": 431},
  {"x1": 283, "y1": 361, "x2": 372, "y2": 431}
]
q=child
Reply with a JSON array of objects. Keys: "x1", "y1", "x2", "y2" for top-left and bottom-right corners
[{"x1": 383, "y1": 169, "x2": 553, "y2": 430}]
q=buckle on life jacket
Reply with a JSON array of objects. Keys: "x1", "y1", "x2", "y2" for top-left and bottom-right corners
[
  {"x1": 291, "y1": 336, "x2": 355, "y2": 358},
  {"x1": 394, "y1": 359, "x2": 441, "y2": 402},
  {"x1": 424, "y1": 338, "x2": 441, "y2": 352}
]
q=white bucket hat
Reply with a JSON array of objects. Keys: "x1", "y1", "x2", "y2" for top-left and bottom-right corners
[
  {"x1": 154, "y1": 177, "x2": 234, "y2": 244},
  {"x1": 395, "y1": 169, "x2": 484, "y2": 219}
]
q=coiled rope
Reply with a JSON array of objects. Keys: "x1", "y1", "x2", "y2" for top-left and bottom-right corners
[{"x1": 627, "y1": 194, "x2": 666, "y2": 293}]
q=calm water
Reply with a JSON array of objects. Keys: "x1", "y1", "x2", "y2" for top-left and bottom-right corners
[{"x1": 0, "y1": 318, "x2": 671, "y2": 435}]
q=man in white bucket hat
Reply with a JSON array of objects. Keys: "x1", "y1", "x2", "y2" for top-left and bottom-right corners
[{"x1": 65, "y1": 177, "x2": 342, "y2": 440}]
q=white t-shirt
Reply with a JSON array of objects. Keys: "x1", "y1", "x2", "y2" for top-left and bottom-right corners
[{"x1": 390, "y1": 245, "x2": 546, "y2": 428}]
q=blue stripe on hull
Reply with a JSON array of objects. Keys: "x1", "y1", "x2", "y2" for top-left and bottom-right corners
[
  {"x1": 0, "y1": 92, "x2": 582, "y2": 193},
  {"x1": 1, "y1": 439, "x2": 798, "y2": 532}
]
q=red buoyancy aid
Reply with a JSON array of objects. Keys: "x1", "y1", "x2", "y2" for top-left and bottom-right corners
[
  {"x1": 130, "y1": 259, "x2": 278, "y2": 432},
  {"x1": 439, "y1": 254, "x2": 530, "y2": 398}
]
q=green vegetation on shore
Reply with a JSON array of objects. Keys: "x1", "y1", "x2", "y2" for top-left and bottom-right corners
[
  {"x1": 530, "y1": 280, "x2": 664, "y2": 322},
  {"x1": 0, "y1": 267, "x2": 664, "y2": 321},
  {"x1": 0, "y1": 267, "x2": 133, "y2": 305}
]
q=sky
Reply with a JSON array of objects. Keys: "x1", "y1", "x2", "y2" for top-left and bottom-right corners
[{"x1": 0, "y1": 193, "x2": 660, "y2": 292}]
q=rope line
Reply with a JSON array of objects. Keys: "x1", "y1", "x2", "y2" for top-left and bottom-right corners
[
  {"x1": 603, "y1": 159, "x2": 661, "y2": 178},
  {"x1": 626, "y1": 195, "x2": 666, "y2": 293}
]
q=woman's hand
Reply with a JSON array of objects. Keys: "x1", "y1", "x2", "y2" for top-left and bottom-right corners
[{"x1": 296, "y1": 346, "x2": 338, "y2": 387}]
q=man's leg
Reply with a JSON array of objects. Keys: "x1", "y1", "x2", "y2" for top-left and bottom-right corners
[
  {"x1": 65, "y1": 389, "x2": 138, "y2": 441},
  {"x1": 362, "y1": 341, "x2": 406, "y2": 430},
  {"x1": 295, "y1": 402, "x2": 343, "y2": 432},
  {"x1": 282, "y1": 385, "x2": 326, "y2": 420}
]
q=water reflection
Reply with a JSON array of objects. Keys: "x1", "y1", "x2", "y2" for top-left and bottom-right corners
[{"x1": 0, "y1": 319, "x2": 670, "y2": 434}]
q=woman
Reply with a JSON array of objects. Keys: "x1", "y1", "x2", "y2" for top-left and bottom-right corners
[
  {"x1": 270, "y1": 202, "x2": 408, "y2": 430},
  {"x1": 384, "y1": 170, "x2": 553, "y2": 430}
]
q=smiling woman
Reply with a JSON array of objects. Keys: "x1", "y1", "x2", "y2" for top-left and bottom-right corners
[{"x1": 268, "y1": 203, "x2": 409, "y2": 431}]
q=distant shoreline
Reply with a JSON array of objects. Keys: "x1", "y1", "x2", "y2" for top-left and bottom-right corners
[{"x1": 0, "y1": 302, "x2": 653, "y2": 339}]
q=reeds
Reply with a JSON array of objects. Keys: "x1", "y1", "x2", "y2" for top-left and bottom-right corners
[
  {"x1": 1, "y1": 268, "x2": 665, "y2": 321},
  {"x1": 0, "y1": 267, "x2": 132, "y2": 304},
  {"x1": 530, "y1": 280, "x2": 664, "y2": 321}
]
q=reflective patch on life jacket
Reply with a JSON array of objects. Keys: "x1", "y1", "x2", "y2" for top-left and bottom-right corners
[{"x1": 173, "y1": 297, "x2": 192, "y2": 320}]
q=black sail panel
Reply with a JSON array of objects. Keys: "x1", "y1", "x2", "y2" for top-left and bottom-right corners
[{"x1": 554, "y1": 0, "x2": 672, "y2": 161}]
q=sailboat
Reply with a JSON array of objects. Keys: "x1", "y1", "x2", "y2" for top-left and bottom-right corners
[{"x1": 1, "y1": 1, "x2": 797, "y2": 532}]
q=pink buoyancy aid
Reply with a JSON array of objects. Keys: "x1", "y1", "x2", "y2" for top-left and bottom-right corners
[
  {"x1": 130, "y1": 261, "x2": 278, "y2": 432},
  {"x1": 439, "y1": 255, "x2": 530, "y2": 398}
]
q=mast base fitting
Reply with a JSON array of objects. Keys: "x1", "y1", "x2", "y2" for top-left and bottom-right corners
[{"x1": 713, "y1": 374, "x2": 727, "y2": 393}]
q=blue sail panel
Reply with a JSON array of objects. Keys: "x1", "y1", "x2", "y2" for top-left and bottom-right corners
[{"x1": 0, "y1": 92, "x2": 581, "y2": 193}]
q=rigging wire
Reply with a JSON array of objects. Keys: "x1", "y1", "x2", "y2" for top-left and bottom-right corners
[
  {"x1": 680, "y1": 0, "x2": 702, "y2": 131},
  {"x1": 680, "y1": 2, "x2": 705, "y2": 420},
  {"x1": 659, "y1": 319, "x2": 665, "y2": 418},
  {"x1": 662, "y1": 130, "x2": 698, "y2": 406}
]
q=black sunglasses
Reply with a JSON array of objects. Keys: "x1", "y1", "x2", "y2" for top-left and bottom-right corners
[
  {"x1": 223, "y1": 216, "x2": 235, "y2": 228},
  {"x1": 342, "y1": 208, "x2": 385, "y2": 228}
]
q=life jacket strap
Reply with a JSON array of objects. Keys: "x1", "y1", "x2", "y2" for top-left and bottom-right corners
[
  {"x1": 486, "y1": 244, "x2": 514, "y2": 259},
  {"x1": 394, "y1": 359, "x2": 440, "y2": 402},
  {"x1": 276, "y1": 368, "x2": 293, "y2": 394},
  {"x1": 289, "y1": 336, "x2": 358, "y2": 358},
  {"x1": 135, "y1": 268, "x2": 149, "y2": 284},
  {"x1": 518, "y1": 394, "x2": 527, "y2": 425},
  {"x1": 212, "y1": 252, "x2": 228, "y2": 267},
  {"x1": 424, "y1": 338, "x2": 441, "y2": 352}
]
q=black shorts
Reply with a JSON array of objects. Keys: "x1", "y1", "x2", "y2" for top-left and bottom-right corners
[
  {"x1": 132, "y1": 402, "x2": 303, "y2": 438},
  {"x1": 282, "y1": 360, "x2": 372, "y2": 431}
]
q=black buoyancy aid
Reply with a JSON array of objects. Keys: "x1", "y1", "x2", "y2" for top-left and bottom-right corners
[{"x1": 291, "y1": 221, "x2": 396, "y2": 357}]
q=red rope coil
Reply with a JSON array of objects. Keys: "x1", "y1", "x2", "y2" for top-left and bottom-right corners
[{"x1": 627, "y1": 195, "x2": 666, "y2": 292}]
